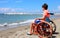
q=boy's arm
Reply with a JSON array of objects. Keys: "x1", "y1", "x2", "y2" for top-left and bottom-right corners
[
  {"x1": 35, "y1": 15, "x2": 46, "y2": 20},
  {"x1": 35, "y1": 11, "x2": 47, "y2": 20}
]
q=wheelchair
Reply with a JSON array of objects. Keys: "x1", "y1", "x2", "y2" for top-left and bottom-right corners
[
  {"x1": 36, "y1": 20, "x2": 53, "y2": 38},
  {"x1": 35, "y1": 13, "x2": 56, "y2": 37}
]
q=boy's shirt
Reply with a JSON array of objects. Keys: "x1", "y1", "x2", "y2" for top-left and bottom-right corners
[{"x1": 43, "y1": 10, "x2": 50, "y2": 18}]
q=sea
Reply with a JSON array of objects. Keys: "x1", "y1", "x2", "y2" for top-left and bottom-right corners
[{"x1": 0, "y1": 13, "x2": 60, "y2": 31}]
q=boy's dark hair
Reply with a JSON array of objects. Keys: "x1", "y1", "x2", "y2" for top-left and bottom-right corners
[{"x1": 42, "y1": 3, "x2": 48, "y2": 10}]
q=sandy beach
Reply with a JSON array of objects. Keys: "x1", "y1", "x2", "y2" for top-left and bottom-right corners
[{"x1": 0, "y1": 18, "x2": 60, "y2": 38}]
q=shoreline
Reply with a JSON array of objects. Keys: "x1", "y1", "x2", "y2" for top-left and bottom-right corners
[
  {"x1": 0, "y1": 18, "x2": 60, "y2": 38},
  {"x1": 0, "y1": 23, "x2": 30, "y2": 31}
]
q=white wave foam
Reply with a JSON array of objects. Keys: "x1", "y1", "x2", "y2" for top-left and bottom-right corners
[
  {"x1": 19, "y1": 19, "x2": 34, "y2": 24},
  {"x1": 8, "y1": 23, "x2": 18, "y2": 26},
  {"x1": 0, "y1": 19, "x2": 35, "y2": 26},
  {"x1": 4, "y1": 13, "x2": 27, "y2": 15},
  {"x1": 3, "y1": 23, "x2": 8, "y2": 25},
  {"x1": 0, "y1": 23, "x2": 8, "y2": 26},
  {"x1": 8, "y1": 19, "x2": 34, "y2": 25},
  {"x1": 0, "y1": 24, "x2": 4, "y2": 26},
  {"x1": 0, "y1": 23, "x2": 19, "y2": 26}
]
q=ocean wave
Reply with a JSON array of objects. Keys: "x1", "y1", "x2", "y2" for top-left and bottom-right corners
[
  {"x1": 0, "y1": 19, "x2": 35, "y2": 26},
  {"x1": 8, "y1": 23, "x2": 19, "y2": 26},
  {"x1": 4, "y1": 13, "x2": 27, "y2": 15},
  {"x1": 0, "y1": 23, "x2": 8, "y2": 26},
  {"x1": 0, "y1": 24, "x2": 4, "y2": 26},
  {"x1": 19, "y1": 19, "x2": 34, "y2": 24}
]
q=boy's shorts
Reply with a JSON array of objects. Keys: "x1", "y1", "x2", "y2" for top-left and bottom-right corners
[
  {"x1": 34, "y1": 17, "x2": 51, "y2": 24},
  {"x1": 35, "y1": 19, "x2": 41, "y2": 24}
]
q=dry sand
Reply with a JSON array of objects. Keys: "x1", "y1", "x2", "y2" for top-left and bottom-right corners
[{"x1": 0, "y1": 19, "x2": 60, "y2": 38}]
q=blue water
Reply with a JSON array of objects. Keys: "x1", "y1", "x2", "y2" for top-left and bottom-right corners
[
  {"x1": 0, "y1": 14, "x2": 60, "y2": 31},
  {"x1": 0, "y1": 14, "x2": 60, "y2": 24},
  {"x1": 0, "y1": 14, "x2": 42, "y2": 24}
]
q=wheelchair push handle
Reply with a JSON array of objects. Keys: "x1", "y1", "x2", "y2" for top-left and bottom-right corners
[{"x1": 49, "y1": 13, "x2": 54, "y2": 15}]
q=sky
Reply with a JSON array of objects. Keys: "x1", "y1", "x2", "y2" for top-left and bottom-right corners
[{"x1": 0, "y1": 0, "x2": 60, "y2": 14}]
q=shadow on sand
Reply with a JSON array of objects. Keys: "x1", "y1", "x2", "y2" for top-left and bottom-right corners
[
  {"x1": 52, "y1": 36, "x2": 56, "y2": 38},
  {"x1": 52, "y1": 32, "x2": 59, "y2": 38},
  {"x1": 53, "y1": 32, "x2": 59, "y2": 34}
]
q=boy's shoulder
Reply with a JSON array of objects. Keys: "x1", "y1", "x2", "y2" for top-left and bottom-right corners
[{"x1": 44, "y1": 10, "x2": 49, "y2": 13}]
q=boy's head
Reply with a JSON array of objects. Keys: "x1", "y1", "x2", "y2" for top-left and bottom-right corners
[{"x1": 42, "y1": 3, "x2": 48, "y2": 10}]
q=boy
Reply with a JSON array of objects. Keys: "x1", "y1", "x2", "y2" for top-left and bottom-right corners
[{"x1": 27, "y1": 3, "x2": 51, "y2": 35}]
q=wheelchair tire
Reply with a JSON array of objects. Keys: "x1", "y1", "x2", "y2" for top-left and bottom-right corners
[
  {"x1": 50, "y1": 21, "x2": 56, "y2": 33},
  {"x1": 37, "y1": 22, "x2": 52, "y2": 37}
]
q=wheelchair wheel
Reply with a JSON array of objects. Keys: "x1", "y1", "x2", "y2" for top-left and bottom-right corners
[
  {"x1": 50, "y1": 21, "x2": 56, "y2": 33},
  {"x1": 37, "y1": 22, "x2": 52, "y2": 37}
]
